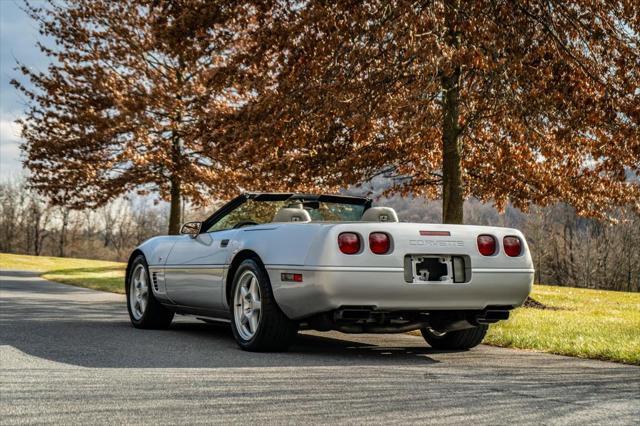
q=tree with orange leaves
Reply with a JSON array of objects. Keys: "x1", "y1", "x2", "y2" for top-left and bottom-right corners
[
  {"x1": 14, "y1": 0, "x2": 640, "y2": 229},
  {"x1": 224, "y1": 0, "x2": 640, "y2": 223},
  {"x1": 13, "y1": 0, "x2": 256, "y2": 234}
]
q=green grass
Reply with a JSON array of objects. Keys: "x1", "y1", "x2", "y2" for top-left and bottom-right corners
[
  {"x1": 0, "y1": 253, "x2": 126, "y2": 294},
  {"x1": 1, "y1": 253, "x2": 638, "y2": 364},
  {"x1": 485, "y1": 285, "x2": 640, "y2": 365}
]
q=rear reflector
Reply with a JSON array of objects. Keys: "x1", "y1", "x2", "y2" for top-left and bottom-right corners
[
  {"x1": 477, "y1": 234, "x2": 497, "y2": 256},
  {"x1": 419, "y1": 230, "x2": 451, "y2": 236},
  {"x1": 503, "y1": 236, "x2": 522, "y2": 257},
  {"x1": 281, "y1": 273, "x2": 303, "y2": 282},
  {"x1": 338, "y1": 232, "x2": 361, "y2": 254},
  {"x1": 369, "y1": 232, "x2": 391, "y2": 254}
]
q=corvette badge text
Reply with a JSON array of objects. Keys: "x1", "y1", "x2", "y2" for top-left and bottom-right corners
[{"x1": 408, "y1": 240, "x2": 464, "y2": 247}]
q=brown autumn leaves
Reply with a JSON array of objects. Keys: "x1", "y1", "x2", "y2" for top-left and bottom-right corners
[{"x1": 12, "y1": 0, "x2": 640, "y2": 233}]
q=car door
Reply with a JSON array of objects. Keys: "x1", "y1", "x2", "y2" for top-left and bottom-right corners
[{"x1": 163, "y1": 228, "x2": 238, "y2": 312}]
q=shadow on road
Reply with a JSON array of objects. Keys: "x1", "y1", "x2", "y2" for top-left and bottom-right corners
[
  {"x1": 1, "y1": 270, "x2": 447, "y2": 368},
  {"x1": 3, "y1": 271, "x2": 639, "y2": 425}
]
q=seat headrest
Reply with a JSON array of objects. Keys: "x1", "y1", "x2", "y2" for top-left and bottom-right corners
[
  {"x1": 272, "y1": 208, "x2": 312, "y2": 223},
  {"x1": 360, "y1": 207, "x2": 399, "y2": 222}
]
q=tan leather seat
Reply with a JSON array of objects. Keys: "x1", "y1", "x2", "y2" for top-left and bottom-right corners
[
  {"x1": 272, "y1": 208, "x2": 312, "y2": 223},
  {"x1": 360, "y1": 207, "x2": 399, "y2": 222}
]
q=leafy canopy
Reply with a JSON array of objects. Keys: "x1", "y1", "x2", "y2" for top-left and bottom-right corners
[{"x1": 221, "y1": 0, "x2": 640, "y2": 218}]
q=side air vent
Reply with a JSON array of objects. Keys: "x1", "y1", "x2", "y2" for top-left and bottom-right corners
[
  {"x1": 148, "y1": 269, "x2": 166, "y2": 295},
  {"x1": 151, "y1": 272, "x2": 159, "y2": 292}
]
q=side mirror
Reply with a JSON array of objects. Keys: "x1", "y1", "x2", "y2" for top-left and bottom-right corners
[{"x1": 180, "y1": 221, "x2": 202, "y2": 237}]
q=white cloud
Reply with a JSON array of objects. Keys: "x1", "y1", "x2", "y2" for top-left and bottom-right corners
[
  {"x1": 0, "y1": 117, "x2": 25, "y2": 178},
  {"x1": 0, "y1": 118, "x2": 21, "y2": 142}
]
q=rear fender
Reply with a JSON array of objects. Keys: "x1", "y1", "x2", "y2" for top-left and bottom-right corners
[{"x1": 230, "y1": 223, "x2": 325, "y2": 266}]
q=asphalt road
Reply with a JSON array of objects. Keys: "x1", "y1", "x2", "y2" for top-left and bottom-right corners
[{"x1": 1, "y1": 270, "x2": 639, "y2": 425}]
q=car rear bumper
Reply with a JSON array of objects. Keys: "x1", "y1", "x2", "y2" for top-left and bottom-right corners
[{"x1": 267, "y1": 266, "x2": 534, "y2": 320}]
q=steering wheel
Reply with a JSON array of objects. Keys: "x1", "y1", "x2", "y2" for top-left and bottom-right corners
[{"x1": 233, "y1": 220, "x2": 259, "y2": 229}]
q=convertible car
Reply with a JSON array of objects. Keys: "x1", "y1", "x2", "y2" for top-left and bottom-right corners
[{"x1": 126, "y1": 192, "x2": 534, "y2": 351}]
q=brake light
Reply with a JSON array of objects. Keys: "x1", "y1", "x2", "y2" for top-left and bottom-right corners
[
  {"x1": 419, "y1": 230, "x2": 451, "y2": 236},
  {"x1": 503, "y1": 236, "x2": 522, "y2": 257},
  {"x1": 369, "y1": 232, "x2": 390, "y2": 254},
  {"x1": 477, "y1": 235, "x2": 497, "y2": 256},
  {"x1": 338, "y1": 232, "x2": 360, "y2": 254}
]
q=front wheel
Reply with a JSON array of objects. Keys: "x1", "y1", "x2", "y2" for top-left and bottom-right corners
[
  {"x1": 126, "y1": 255, "x2": 174, "y2": 329},
  {"x1": 420, "y1": 324, "x2": 488, "y2": 350},
  {"x1": 230, "y1": 259, "x2": 298, "y2": 351}
]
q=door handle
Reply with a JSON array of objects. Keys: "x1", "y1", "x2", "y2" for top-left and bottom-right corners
[{"x1": 220, "y1": 239, "x2": 229, "y2": 248}]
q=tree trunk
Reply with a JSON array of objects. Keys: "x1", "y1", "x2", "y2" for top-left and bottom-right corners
[
  {"x1": 33, "y1": 221, "x2": 41, "y2": 255},
  {"x1": 167, "y1": 62, "x2": 186, "y2": 236},
  {"x1": 168, "y1": 174, "x2": 182, "y2": 235},
  {"x1": 441, "y1": 68, "x2": 463, "y2": 224},
  {"x1": 32, "y1": 203, "x2": 43, "y2": 255},
  {"x1": 441, "y1": 0, "x2": 463, "y2": 224},
  {"x1": 58, "y1": 207, "x2": 69, "y2": 257}
]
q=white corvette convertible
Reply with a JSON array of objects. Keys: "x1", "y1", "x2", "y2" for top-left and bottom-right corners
[{"x1": 126, "y1": 193, "x2": 534, "y2": 351}]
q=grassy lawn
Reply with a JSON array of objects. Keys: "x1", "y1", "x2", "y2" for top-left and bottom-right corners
[
  {"x1": 485, "y1": 285, "x2": 640, "y2": 365},
  {"x1": 1, "y1": 253, "x2": 638, "y2": 364},
  {"x1": 0, "y1": 253, "x2": 126, "y2": 294}
]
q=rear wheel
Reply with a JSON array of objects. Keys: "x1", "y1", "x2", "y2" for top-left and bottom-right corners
[
  {"x1": 126, "y1": 255, "x2": 174, "y2": 329},
  {"x1": 420, "y1": 324, "x2": 488, "y2": 350},
  {"x1": 230, "y1": 259, "x2": 298, "y2": 351}
]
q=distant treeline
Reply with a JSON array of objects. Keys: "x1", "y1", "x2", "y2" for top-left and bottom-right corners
[
  {"x1": 1, "y1": 180, "x2": 638, "y2": 292},
  {"x1": 378, "y1": 194, "x2": 639, "y2": 293}
]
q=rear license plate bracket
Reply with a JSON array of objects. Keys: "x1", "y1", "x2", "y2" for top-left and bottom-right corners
[
  {"x1": 406, "y1": 255, "x2": 467, "y2": 284},
  {"x1": 414, "y1": 256, "x2": 453, "y2": 283}
]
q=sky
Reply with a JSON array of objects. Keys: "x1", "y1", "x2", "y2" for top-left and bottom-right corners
[{"x1": 0, "y1": 0, "x2": 48, "y2": 180}]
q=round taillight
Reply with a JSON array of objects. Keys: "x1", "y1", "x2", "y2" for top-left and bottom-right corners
[
  {"x1": 477, "y1": 234, "x2": 497, "y2": 256},
  {"x1": 369, "y1": 232, "x2": 390, "y2": 254},
  {"x1": 338, "y1": 232, "x2": 360, "y2": 254},
  {"x1": 503, "y1": 236, "x2": 522, "y2": 257}
]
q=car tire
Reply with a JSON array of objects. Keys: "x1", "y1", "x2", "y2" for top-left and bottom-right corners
[
  {"x1": 420, "y1": 324, "x2": 488, "y2": 350},
  {"x1": 230, "y1": 258, "x2": 298, "y2": 352},
  {"x1": 126, "y1": 255, "x2": 174, "y2": 329}
]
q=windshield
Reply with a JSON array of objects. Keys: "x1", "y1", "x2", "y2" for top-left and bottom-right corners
[
  {"x1": 206, "y1": 200, "x2": 287, "y2": 232},
  {"x1": 205, "y1": 198, "x2": 367, "y2": 232}
]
